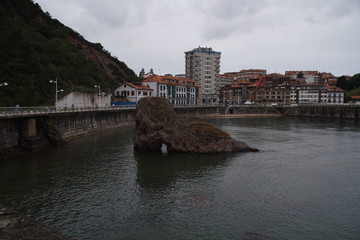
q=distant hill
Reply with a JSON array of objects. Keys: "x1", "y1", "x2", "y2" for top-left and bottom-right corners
[{"x1": 0, "y1": 0, "x2": 139, "y2": 107}]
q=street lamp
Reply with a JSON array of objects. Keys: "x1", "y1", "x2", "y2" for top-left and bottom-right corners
[
  {"x1": 95, "y1": 84, "x2": 101, "y2": 107},
  {"x1": 49, "y1": 78, "x2": 63, "y2": 108},
  {"x1": 94, "y1": 84, "x2": 101, "y2": 96},
  {"x1": 0, "y1": 82, "x2": 8, "y2": 87}
]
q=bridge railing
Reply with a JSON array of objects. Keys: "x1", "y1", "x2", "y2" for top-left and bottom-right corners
[
  {"x1": 1, "y1": 103, "x2": 357, "y2": 118},
  {"x1": 0, "y1": 105, "x2": 137, "y2": 118}
]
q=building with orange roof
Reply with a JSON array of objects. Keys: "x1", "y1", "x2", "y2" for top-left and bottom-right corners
[
  {"x1": 143, "y1": 75, "x2": 200, "y2": 105},
  {"x1": 255, "y1": 76, "x2": 292, "y2": 105},
  {"x1": 114, "y1": 82, "x2": 153, "y2": 103},
  {"x1": 325, "y1": 85, "x2": 345, "y2": 104},
  {"x1": 218, "y1": 75, "x2": 236, "y2": 88},
  {"x1": 319, "y1": 72, "x2": 337, "y2": 85},
  {"x1": 350, "y1": 95, "x2": 360, "y2": 105}
]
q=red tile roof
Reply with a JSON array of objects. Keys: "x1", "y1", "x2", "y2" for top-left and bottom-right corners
[
  {"x1": 285, "y1": 71, "x2": 319, "y2": 75},
  {"x1": 143, "y1": 75, "x2": 200, "y2": 88},
  {"x1": 325, "y1": 85, "x2": 345, "y2": 92},
  {"x1": 121, "y1": 82, "x2": 153, "y2": 91}
]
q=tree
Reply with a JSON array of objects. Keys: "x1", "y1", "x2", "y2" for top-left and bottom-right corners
[
  {"x1": 337, "y1": 76, "x2": 348, "y2": 90},
  {"x1": 296, "y1": 71, "x2": 304, "y2": 79},
  {"x1": 349, "y1": 73, "x2": 360, "y2": 89}
]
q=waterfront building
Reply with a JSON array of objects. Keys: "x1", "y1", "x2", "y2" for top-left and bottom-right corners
[
  {"x1": 57, "y1": 92, "x2": 111, "y2": 108},
  {"x1": 142, "y1": 75, "x2": 200, "y2": 105},
  {"x1": 185, "y1": 47, "x2": 221, "y2": 104},
  {"x1": 255, "y1": 76, "x2": 292, "y2": 105},
  {"x1": 349, "y1": 95, "x2": 360, "y2": 105},
  {"x1": 290, "y1": 85, "x2": 327, "y2": 104},
  {"x1": 219, "y1": 79, "x2": 250, "y2": 104},
  {"x1": 325, "y1": 85, "x2": 345, "y2": 104},
  {"x1": 114, "y1": 82, "x2": 153, "y2": 102}
]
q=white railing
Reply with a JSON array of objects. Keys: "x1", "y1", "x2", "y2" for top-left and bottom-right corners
[{"x1": 0, "y1": 106, "x2": 136, "y2": 118}]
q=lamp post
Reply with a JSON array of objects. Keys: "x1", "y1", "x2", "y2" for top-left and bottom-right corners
[
  {"x1": 49, "y1": 78, "x2": 63, "y2": 108},
  {"x1": 95, "y1": 84, "x2": 101, "y2": 107},
  {"x1": 0, "y1": 82, "x2": 8, "y2": 87}
]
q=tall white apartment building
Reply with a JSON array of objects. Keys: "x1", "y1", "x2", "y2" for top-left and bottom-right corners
[{"x1": 185, "y1": 47, "x2": 221, "y2": 104}]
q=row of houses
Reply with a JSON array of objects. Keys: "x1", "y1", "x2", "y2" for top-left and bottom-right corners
[
  {"x1": 114, "y1": 75, "x2": 200, "y2": 105},
  {"x1": 220, "y1": 73, "x2": 345, "y2": 105},
  {"x1": 56, "y1": 74, "x2": 345, "y2": 109},
  {"x1": 56, "y1": 68, "x2": 349, "y2": 108}
]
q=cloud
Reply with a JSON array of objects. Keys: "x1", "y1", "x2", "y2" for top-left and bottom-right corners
[
  {"x1": 35, "y1": 0, "x2": 360, "y2": 76},
  {"x1": 191, "y1": 0, "x2": 265, "y2": 20}
]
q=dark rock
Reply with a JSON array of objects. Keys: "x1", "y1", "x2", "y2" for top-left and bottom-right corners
[
  {"x1": 134, "y1": 97, "x2": 258, "y2": 153},
  {"x1": 0, "y1": 203, "x2": 70, "y2": 240}
]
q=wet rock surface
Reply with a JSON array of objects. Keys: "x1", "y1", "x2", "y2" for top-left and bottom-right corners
[
  {"x1": 0, "y1": 203, "x2": 69, "y2": 240},
  {"x1": 134, "y1": 97, "x2": 258, "y2": 153}
]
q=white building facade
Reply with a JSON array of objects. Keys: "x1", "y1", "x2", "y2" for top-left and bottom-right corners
[
  {"x1": 143, "y1": 75, "x2": 200, "y2": 105},
  {"x1": 289, "y1": 85, "x2": 327, "y2": 104},
  {"x1": 285, "y1": 71, "x2": 320, "y2": 84},
  {"x1": 114, "y1": 82, "x2": 153, "y2": 102},
  {"x1": 326, "y1": 86, "x2": 345, "y2": 104},
  {"x1": 185, "y1": 47, "x2": 221, "y2": 104},
  {"x1": 57, "y1": 92, "x2": 111, "y2": 109}
]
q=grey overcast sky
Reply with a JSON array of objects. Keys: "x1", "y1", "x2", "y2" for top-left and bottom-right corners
[{"x1": 35, "y1": 0, "x2": 360, "y2": 76}]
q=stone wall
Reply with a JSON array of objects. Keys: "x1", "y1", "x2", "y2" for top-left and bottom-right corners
[
  {"x1": 0, "y1": 119, "x2": 20, "y2": 150},
  {"x1": 0, "y1": 109, "x2": 136, "y2": 160},
  {"x1": 283, "y1": 105, "x2": 359, "y2": 119},
  {"x1": 48, "y1": 109, "x2": 135, "y2": 138}
]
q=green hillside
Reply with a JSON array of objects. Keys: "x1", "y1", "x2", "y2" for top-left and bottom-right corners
[
  {"x1": 0, "y1": 0, "x2": 138, "y2": 107},
  {"x1": 346, "y1": 87, "x2": 360, "y2": 97}
]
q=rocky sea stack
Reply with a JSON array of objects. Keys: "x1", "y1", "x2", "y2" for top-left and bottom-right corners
[{"x1": 134, "y1": 97, "x2": 258, "y2": 153}]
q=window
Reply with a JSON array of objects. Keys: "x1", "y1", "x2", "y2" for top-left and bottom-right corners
[{"x1": 131, "y1": 91, "x2": 135, "y2": 96}]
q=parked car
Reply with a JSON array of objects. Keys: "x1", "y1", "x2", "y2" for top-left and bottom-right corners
[{"x1": 244, "y1": 101, "x2": 254, "y2": 105}]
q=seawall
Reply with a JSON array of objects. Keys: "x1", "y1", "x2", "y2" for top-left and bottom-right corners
[
  {"x1": 1, "y1": 105, "x2": 359, "y2": 160},
  {"x1": 0, "y1": 109, "x2": 136, "y2": 160},
  {"x1": 282, "y1": 105, "x2": 360, "y2": 119}
]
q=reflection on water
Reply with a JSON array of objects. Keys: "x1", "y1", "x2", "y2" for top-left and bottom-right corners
[
  {"x1": 0, "y1": 117, "x2": 360, "y2": 240},
  {"x1": 135, "y1": 151, "x2": 232, "y2": 190}
]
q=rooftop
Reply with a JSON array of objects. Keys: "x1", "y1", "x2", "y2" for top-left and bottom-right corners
[{"x1": 185, "y1": 46, "x2": 221, "y2": 55}]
